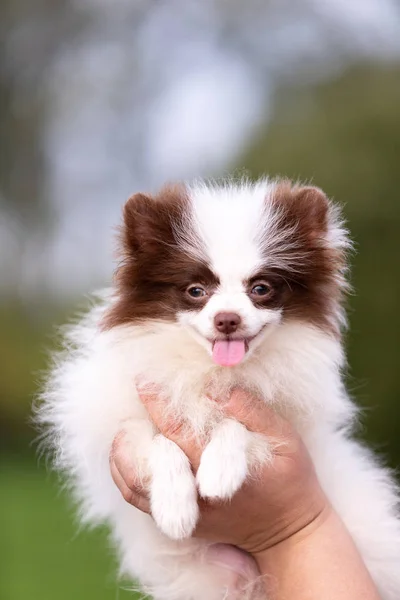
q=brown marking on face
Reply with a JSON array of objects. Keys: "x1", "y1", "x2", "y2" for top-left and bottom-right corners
[
  {"x1": 102, "y1": 184, "x2": 219, "y2": 329},
  {"x1": 248, "y1": 181, "x2": 348, "y2": 336}
]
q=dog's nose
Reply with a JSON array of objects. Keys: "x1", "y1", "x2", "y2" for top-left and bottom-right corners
[{"x1": 214, "y1": 312, "x2": 241, "y2": 335}]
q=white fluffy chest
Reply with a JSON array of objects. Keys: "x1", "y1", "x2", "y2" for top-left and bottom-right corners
[{"x1": 100, "y1": 318, "x2": 353, "y2": 438}]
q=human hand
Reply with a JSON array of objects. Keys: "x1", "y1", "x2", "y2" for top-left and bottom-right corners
[{"x1": 110, "y1": 388, "x2": 328, "y2": 558}]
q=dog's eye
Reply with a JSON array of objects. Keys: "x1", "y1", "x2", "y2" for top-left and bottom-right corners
[
  {"x1": 186, "y1": 285, "x2": 207, "y2": 299},
  {"x1": 250, "y1": 282, "x2": 273, "y2": 298}
]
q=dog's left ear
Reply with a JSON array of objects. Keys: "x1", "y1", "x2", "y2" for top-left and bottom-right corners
[
  {"x1": 292, "y1": 186, "x2": 329, "y2": 236},
  {"x1": 274, "y1": 182, "x2": 330, "y2": 240}
]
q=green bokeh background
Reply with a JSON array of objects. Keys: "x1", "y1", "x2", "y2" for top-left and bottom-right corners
[{"x1": 1, "y1": 64, "x2": 399, "y2": 599}]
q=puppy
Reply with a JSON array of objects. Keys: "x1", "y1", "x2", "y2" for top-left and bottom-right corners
[{"x1": 38, "y1": 178, "x2": 400, "y2": 599}]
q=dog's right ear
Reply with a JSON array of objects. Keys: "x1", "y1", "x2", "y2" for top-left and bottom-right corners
[
  {"x1": 122, "y1": 193, "x2": 159, "y2": 254},
  {"x1": 121, "y1": 184, "x2": 188, "y2": 256}
]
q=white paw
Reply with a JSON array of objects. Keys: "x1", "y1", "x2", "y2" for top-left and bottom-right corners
[
  {"x1": 197, "y1": 420, "x2": 249, "y2": 500},
  {"x1": 150, "y1": 435, "x2": 199, "y2": 540},
  {"x1": 151, "y1": 487, "x2": 199, "y2": 540},
  {"x1": 197, "y1": 446, "x2": 248, "y2": 500}
]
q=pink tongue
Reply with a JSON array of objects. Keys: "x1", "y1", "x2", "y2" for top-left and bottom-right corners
[{"x1": 212, "y1": 340, "x2": 246, "y2": 367}]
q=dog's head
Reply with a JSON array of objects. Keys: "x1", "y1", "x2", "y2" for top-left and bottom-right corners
[{"x1": 104, "y1": 179, "x2": 350, "y2": 366}]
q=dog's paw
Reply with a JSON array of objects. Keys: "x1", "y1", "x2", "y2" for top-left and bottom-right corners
[
  {"x1": 197, "y1": 420, "x2": 249, "y2": 500},
  {"x1": 150, "y1": 435, "x2": 199, "y2": 540},
  {"x1": 197, "y1": 444, "x2": 248, "y2": 500},
  {"x1": 151, "y1": 486, "x2": 199, "y2": 540}
]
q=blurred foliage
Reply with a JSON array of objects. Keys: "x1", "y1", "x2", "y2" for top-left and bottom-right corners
[
  {"x1": 0, "y1": 0, "x2": 80, "y2": 223},
  {"x1": 0, "y1": 302, "x2": 63, "y2": 451},
  {"x1": 241, "y1": 63, "x2": 400, "y2": 467}
]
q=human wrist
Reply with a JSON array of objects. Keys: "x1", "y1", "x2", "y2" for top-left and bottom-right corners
[
  {"x1": 251, "y1": 493, "x2": 332, "y2": 563},
  {"x1": 252, "y1": 504, "x2": 382, "y2": 600},
  {"x1": 251, "y1": 502, "x2": 334, "y2": 598}
]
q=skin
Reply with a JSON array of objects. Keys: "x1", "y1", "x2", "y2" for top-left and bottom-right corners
[{"x1": 110, "y1": 389, "x2": 382, "y2": 600}]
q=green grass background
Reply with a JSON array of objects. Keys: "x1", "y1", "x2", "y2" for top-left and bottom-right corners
[{"x1": 0, "y1": 458, "x2": 137, "y2": 600}]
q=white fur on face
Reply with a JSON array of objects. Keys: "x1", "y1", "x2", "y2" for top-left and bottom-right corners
[
  {"x1": 177, "y1": 180, "x2": 283, "y2": 355},
  {"x1": 177, "y1": 294, "x2": 281, "y2": 356},
  {"x1": 187, "y1": 179, "x2": 275, "y2": 280}
]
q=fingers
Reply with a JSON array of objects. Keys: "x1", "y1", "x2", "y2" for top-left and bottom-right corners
[
  {"x1": 136, "y1": 382, "x2": 290, "y2": 465},
  {"x1": 138, "y1": 384, "x2": 185, "y2": 440},
  {"x1": 136, "y1": 382, "x2": 204, "y2": 469},
  {"x1": 110, "y1": 433, "x2": 150, "y2": 514},
  {"x1": 110, "y1": 459, "x2": 150, "y2": 513},
  {"x1": 223, "y1": 389, "x2": 290, "y2": 439},
  {"x1": 111, "y1": 385, "x2": 293, "y2": 521},
  {"x1": 135, "y1": 382, "x2": 291, "y2": 476}
]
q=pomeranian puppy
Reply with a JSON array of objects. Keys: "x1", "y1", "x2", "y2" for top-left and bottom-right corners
[{"x1": 38, "y1": 178, "x2": 400, "y2": 599}]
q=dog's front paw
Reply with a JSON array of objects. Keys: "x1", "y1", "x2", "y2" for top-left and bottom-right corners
[
  {"x1": 197, "y1": 419, "x2": 249, "y2": 500},
  {"x1": 197, "y1": 445, "x2": 248, "y2": 500},
  {"x1": 151, "y1": 487, "x2": 199, "y2": 540},
  {"x1": 150, "y1": 435, "x2": 199, "y2": 540}
]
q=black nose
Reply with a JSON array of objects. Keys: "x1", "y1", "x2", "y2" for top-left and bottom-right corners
[{"x1": 214, "y1": 312, "x2": 241, "y2": 335}]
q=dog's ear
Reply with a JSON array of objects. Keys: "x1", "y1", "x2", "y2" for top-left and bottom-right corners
[
  {"x1": 273, "y1": 182, "x2": 330, "y2": 240},
  {"x1": 121, "y1": 186, "x2": 187, "y2": 255},
  {"x1": 122, "y1": 193, "x2": 160, "y2": 253},
  {"x1": 293, "y1": 186, "x2": 329, "y2": 236}
]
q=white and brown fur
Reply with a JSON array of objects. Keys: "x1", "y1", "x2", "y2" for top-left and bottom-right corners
[{"x1": 38, "y1": 178, "x2": 400, "y2": 599}]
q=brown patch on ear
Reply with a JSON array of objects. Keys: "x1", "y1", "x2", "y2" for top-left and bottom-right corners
[
  {"x1": 122, "y1": 184, "x2": 188, "y2": 255},
  {"x1": 273, "y1": 181, "x2": 329, "y2": 241},
  {"x1": 102, "y1": 184, "x2": 218, "y2": 330},
  {"x1": 262, "y1": 180, "x2": 348, "y2": 336},
  {"x1": 292, "y1": 185, "x2": 329, "y2": 238},
  {"x1": 122, "y1": 193, "x2": 156, "y2": 253}
]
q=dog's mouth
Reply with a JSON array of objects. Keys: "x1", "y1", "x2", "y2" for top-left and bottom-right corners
[{"x1": 211, "y1": 337, "x2": 254, "y2": 367}]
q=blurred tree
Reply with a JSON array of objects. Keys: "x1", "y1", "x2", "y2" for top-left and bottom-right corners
[
  {"x1": 240, "y1": 64, "x2": 400, "y2": 467},
  {"x1": 1, "y1": 0, "x2": 399, "y2": 297},
  {"x1": 0, "y1": 0, "x2": 81, "y2": 223}
]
